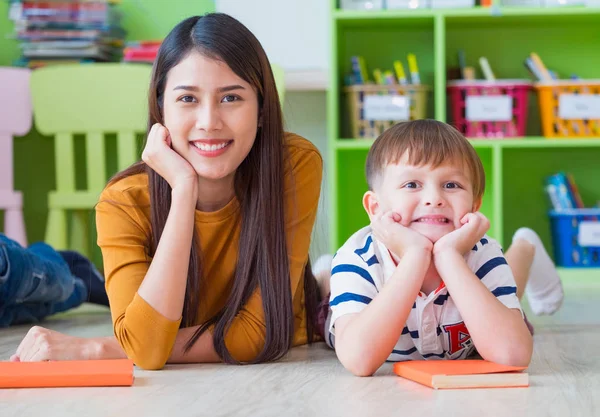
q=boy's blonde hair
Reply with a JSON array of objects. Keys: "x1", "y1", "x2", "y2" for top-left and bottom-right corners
[{"x1": 365, "y1": 119, "x2": 486, "y2": 201}]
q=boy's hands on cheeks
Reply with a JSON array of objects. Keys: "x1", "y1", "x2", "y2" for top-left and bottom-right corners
[
  {"x1": 371, "y1": 211, "x2": 433, "y2": 258},
  {"x1": 142, "y1": 123, "x2": 198, "y2": 196},
  {"x1": 433, "y1": 212, "x2": 490, "y2": 259}
]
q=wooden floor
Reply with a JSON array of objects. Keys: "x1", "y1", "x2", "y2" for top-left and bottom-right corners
[{"x1": 1, "y1": 279, "x2": 599, "y2": 417}]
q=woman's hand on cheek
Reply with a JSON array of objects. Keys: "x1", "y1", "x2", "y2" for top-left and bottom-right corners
[
  {"x1": 371, "y1": 211, "x2": 433, "y2": 259},
  {"x1": 433, "y1": 211, "x2": 490, "y2": 257},
  {"x1": 142, "y1": 123, "x2": 198, "y2": 194}
]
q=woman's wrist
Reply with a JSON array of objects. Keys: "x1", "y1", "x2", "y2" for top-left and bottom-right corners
[
  {"x1": 171, "y1": 181, "x2": 198, "y2": 206},
  {"x1": 88, "y1": 337, "x2": 127, "y2": 360}
]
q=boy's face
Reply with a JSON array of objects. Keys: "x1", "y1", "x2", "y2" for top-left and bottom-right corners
[{"x1": 364, "y1": 152, "x2": 481, "y2": 243}]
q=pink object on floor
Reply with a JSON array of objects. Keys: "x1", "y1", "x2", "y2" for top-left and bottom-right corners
[{"x1": 0, "y1": 67, "x2": 32, "y2": 247}]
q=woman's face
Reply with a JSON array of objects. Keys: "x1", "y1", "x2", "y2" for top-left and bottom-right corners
[{"x1": 162, "y1": 50, "x2": 260, "y2": 183}]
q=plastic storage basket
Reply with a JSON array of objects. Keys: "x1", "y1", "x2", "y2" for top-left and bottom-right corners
[
  {"x1": 344, "y1": 84, "x2": 430, "y2": 138},
  {"x1": 549, "y1": 209, "x2": 600, "y2": 267},
  {"x1": 447, "y1": 80, "x2": 532, "y2": 138},
  {"x1": 535, "y1": 80, "x2": 600, "y2": 138}
]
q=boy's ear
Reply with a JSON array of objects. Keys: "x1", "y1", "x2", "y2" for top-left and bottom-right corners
[
  {"x1": 363, "y1": 191, "x2": 380, "y2": 220},
  {"x1": 472, "y1": 196, "x2": 482, "y2": 212}
]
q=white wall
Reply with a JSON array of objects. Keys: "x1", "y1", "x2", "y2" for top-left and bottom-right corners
[{"x1": 215, "y1": 0, "x2": 329, "y2": 71}]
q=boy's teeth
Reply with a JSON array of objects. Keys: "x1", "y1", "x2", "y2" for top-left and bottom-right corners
[{"x1": 194, "y1": 142, "x2": 228, "y2": 151}]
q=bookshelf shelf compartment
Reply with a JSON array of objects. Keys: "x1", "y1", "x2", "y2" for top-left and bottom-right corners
[{"x1": 329, "y1": 1, "x2": 600, "y2": 268}]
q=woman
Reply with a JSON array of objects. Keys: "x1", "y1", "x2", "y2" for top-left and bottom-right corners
[{"x1": 12, "y1": 13, "x2": 323, "y2": 369}]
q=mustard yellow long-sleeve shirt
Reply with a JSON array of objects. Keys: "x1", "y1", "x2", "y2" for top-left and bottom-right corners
[{"x1": 96, "y1": 133, "x2": 322, "y2": 368}]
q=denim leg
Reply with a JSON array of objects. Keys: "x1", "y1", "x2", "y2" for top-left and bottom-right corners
[
  {"x1": 0, "y1": 235, "x2": 87, "y2": 326},
  {"x1": 0, "y1": 238, "x2": 74, "y2": 304},
  {"x1": 0, "y1": 278, "x2": 87, "y2": 327}
]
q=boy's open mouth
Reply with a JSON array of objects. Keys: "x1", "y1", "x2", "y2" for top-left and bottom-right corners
[{"x1": 413, "y1": 216, "x2": 450, "y2": 224}]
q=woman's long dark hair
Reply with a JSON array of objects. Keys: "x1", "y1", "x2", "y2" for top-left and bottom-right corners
[{"x1": 108, "y1": 13, "x2": 320, "y2": 364}]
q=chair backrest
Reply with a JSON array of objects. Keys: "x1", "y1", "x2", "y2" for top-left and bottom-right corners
[
  {"x1": 271, "y1": 63, "x2": 285, "y2": 105},
  {"x1": 0, "y1": 67, "x2": 32, "y2": 192},
  {"x1": 30, "y1": 64, "x2": 152, "y2": 193}
]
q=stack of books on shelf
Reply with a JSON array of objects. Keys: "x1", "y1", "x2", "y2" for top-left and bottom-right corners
[
  {"x1": 545, "y1": 172, "x2": 586, "y2": 210},
  {"x1": 122, "y1": 40, "x2": 161, "y2": 64},
  {"x1": 7, "y1": 0, "x2": 126, "y2": 69}
]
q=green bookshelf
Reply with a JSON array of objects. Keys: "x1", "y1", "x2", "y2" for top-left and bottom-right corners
[{"x1": 327, "y1": 1, "x2": 600, "y2": 280}]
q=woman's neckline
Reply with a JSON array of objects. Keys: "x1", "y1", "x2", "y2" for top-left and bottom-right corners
[{"x1": 194, "y1": 196, "x2": 240, "y2": 223}]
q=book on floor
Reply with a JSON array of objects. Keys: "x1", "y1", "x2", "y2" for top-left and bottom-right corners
[
  {"x1": 0, "y1": 359, "x2": 134, "y2": 388},
  {"x1": 393, "y1": 359, "x2": 529, "y2": 390}
]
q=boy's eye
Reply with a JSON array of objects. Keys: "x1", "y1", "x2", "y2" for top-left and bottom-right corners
[
  {"x1": 404, "y1": 182, "x2": 419, "y2": 189},
  {"x1": 444, "y1": 182, "x2": 461, "y2": 189},
  {"x1": 222, "y1": 95, "x2": 240, "y2": 103}
]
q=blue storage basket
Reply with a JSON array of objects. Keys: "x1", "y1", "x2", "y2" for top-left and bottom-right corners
[{"x1": 549, "y1": 209, "x2": 600, "y2": 268}]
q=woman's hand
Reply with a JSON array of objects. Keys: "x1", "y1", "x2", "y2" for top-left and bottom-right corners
[
  {"x1": 371, "y1": 211, "x2": 433, "y2": 259},
  {"x1": 11, "y1": 326, "x2": 106, "y2": 362},
  {"x1": 141, "y1": 123, "x2": 198, "y2": 194}
]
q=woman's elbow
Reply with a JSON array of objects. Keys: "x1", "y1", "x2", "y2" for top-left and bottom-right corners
[
  {"x1": 134, "y1": 358, "x2": 167, "y2": 370},
  {"x1": 114, "y1": 332, "x2": 171, "y2": 370},
  {"x1": 227, "y1": 340, "x2": 264, "y2": 364}
]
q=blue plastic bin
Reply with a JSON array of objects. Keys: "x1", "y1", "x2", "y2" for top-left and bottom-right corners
[{"x1": 549, "y1": 209, "x2": 600, "y2": 268}]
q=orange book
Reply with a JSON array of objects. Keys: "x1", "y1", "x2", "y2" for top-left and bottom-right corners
[
  {"x1": 394, "y1": 360, "x2": 528, "y2": 390},
  {"x1": 0, "y1": 359, "x2": 134, "y2": 389}
]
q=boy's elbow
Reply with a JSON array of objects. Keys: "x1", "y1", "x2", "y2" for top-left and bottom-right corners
[
  {"x1": 344, "y1": 360, "x2": 377, "y2": 377},
  {"x1": 506, "y1": 331, "x2": 534, "y2": 367},
  {"x1": 509, "y1": 340, "x2": 533, "y2": 367},
  {"x1": 336, "y1": 347, "x2": 378, "y2": 377},
  {"x1": 482, "y1": 337, "x2": 533, "y2": 367},
  {"x1": 500, "y1": 349, "x2": 532, "y2": 368}
]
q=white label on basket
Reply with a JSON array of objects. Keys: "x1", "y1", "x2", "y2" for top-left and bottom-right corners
[
  {"x1": 363, "y1": 95, "x2": 410, "y2": 121},
  {"x1": 559, "y1": 95, "x2": 600, "y2": 119},
  {"x1": 466, "y1": 96, "x2": 512, "y2": 121},
  {"x1": 578, "y1": 222, "x2": 600, "y2": 247}
]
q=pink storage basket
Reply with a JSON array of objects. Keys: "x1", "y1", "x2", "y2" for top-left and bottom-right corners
[{"x1": 447, "y1": 80, "x2": 532, "y2": 138}]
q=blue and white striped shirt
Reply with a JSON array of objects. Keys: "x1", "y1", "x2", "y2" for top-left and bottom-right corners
[{"x1": 327, "y1": 226, "x2": 522, "y2": 362}]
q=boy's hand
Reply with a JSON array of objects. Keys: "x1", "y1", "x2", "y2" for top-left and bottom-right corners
[
  {"x1": 433, "y1": 212, "x2": 490, "y2": 258},
  {"x1": 371, "y1": 211, "x2": 433, "y2": 258}
]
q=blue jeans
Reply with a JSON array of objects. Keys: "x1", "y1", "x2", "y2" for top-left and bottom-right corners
[{"x1": 0, "y1": 234, "x2": 86, "y2": 327}]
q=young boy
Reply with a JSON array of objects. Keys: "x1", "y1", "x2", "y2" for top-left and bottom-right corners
[{"x1": 317, "y1": 120, "x2": 563, "y2": 376}]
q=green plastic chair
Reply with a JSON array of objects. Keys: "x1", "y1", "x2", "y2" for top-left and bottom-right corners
[
  {"x1": 271, "y1": 63, "x2": 285, "y2": 105},
  {"x1": 30, "y1": 64, "x2": 152, "y2": 256}
]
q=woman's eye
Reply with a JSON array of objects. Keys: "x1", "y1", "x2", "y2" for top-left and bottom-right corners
[
  {"x1": 222, "y1": 95, "x2": 239, "y2": 103},
  {"x1": 179, "y1": 95, "x2": 196, "y2": 103}
]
